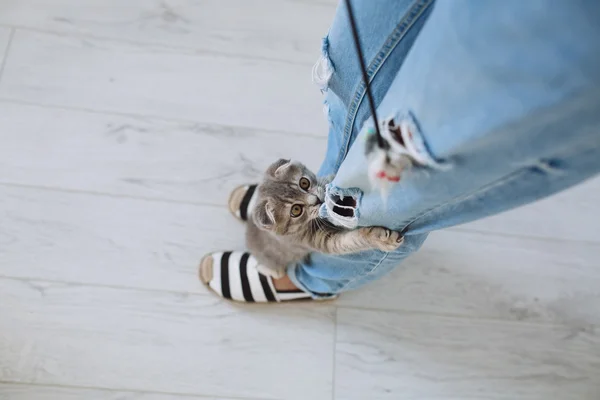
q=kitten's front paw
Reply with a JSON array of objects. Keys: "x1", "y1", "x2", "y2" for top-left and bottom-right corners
[{"x1": 362, "y1": 227, "x2": 404, "y2": 252}]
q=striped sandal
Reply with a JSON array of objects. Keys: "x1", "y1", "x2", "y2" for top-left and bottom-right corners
[
  {"x1": 228, "y1": 184, "x2": 258, "y2": 222},
  {"x1": 199, "y1": 251, "x2": 314, "y2": 303}
]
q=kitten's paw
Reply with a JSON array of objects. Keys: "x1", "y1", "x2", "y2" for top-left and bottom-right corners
[
  {"x1": 256, "y1": 263, "x2": 286, "y2": 279},
  {"x1": 362, "y1": 227, "x2": 404, "y2": 252}
]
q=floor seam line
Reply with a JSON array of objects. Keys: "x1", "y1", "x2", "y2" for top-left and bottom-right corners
[
  {"x1": 334, "y1": 304, "x2": 592, "y2": 329},
  {"x1": 0, "y1": 180, "x2": 230, "y2": 208},
  {"x1": 0, "y1": 380, "x2": 279, "y2": 400},
  {"x1": 0, "y1": 23, "x2": 315, "y2": 67},
  {"x1": 0, "y1": 27, "x2": 16, "y2": 86}
]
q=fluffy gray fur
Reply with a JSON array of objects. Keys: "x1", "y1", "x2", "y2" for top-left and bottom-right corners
[{"x1": 246, "y1": 159, "x2": 404, "y2": 279}]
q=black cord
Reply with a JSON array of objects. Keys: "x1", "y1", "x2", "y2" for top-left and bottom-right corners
[{"x1": 344, "y1": 0, "x2": 384, "y2": 149}]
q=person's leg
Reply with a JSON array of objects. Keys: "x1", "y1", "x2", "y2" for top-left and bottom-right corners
[
  {"x1": 289, "y1": 0, "x2": 600, "y2": 296},
  {"x1": 200, "y1": 0, "x2": 435, "y2": 301},
  {"x1": 316, "y1": 0, "x2": 435, "y2": 177},
  {"x1": 202, "y1": 0, "x2": 600, "y2": 301}
]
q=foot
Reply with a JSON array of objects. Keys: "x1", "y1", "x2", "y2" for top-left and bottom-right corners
[
  {"x1": 273, "y1": 275, "x2": 300, "y2": 291},
  {"x1": 360, "y1": 227, "x2": 404, "y2": 252},
  {"x1": 199, "y1": 251, "x2": 314, "y2": 303},
  {"x1": 228, "y1": 184, "x2": 258, "y2": 222}
]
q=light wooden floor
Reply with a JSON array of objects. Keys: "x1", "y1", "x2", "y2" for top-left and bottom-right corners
[{"x1": 0, "y1": 1, "x2": 599, "y2": 399}]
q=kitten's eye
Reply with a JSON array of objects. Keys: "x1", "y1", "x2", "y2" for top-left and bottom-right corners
[
  {"x1": 299, "y1": 177, "x2": 310, "y2": 190},
  {"x1": 290, "y1": 204, "x2": 304, "y2": 218}
]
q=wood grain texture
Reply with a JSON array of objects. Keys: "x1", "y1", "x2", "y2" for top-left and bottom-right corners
[
  {"x1": 0, "y1": 279, "x2": 335, "y2": 400},
  {"x1": 0, "y1": 102, "x2": 325, "y2": 205},
  {"x1": 335, "y1": 308, "x2": 600, "y2": 400},
  {"x1": 462, "y1": 175, "x2": 600, "y2": 242},
  {"x1": 0, "y1": 0, "x2": 335, "y2": 64},
  {"x1": 0, "y1": 30, "x2": 327, "y2": 135},
  {"x1": 0, "y1": 185, "x2": 243, "y2": 292},
  {"x1": 0, "y1": 384, "x2": 251, "y2": 400},
  {"x1": 338, "y1": 229, "x2": 600, "y2": 326}
]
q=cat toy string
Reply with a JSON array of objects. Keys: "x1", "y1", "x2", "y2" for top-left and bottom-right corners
[
  {"x1": 341, "y1": 0, "x2": 449, "y2": 203},
  {"x1": 344, "y1": 0, "x2": 403, "y2": 199},
  {"x1": 344, "y1": 0, "x2": 385, "y2": 149}
]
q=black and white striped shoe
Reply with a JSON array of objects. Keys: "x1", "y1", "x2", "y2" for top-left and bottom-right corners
[
  {"x1": 199, "y1": 252, "x2": 314, "y2": 303},
  {"x1": 228, "y1": 184, "x2": 258, "y2": 222}
]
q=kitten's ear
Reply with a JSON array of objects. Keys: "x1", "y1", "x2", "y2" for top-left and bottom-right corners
[
  {"x1": 266, "y1": 158, "x2": 291, "y2": 178},
  {"x1": 253, "y1": 200, "x2": 276, "y2": 231}
]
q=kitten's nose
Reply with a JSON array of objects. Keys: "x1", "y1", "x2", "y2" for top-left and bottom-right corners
[{"x1": 308, "y1": 194, "x2": 319, "y2": 205}]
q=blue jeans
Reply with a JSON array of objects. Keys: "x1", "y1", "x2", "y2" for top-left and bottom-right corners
[{"x1": 287, "y1": 0, "x2": 600, "y2": 296}]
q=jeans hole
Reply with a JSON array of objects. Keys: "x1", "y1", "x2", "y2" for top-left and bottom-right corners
[{"x1": 331, "y1": 195, "x2": 356, "y2": 218}]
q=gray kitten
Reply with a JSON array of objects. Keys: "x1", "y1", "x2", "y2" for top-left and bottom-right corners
[{"x1": 246, "y1": 159, "x2": 404, "y2": 279}]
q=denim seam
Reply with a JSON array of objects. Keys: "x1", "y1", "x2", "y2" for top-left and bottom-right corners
[
  {"x1": 334, "y1": 0, "x2": 434, "y2": 171},
  {"x1": 338, "y1": 251, "x2": 391, "y2": 292},
  {"x1": 402, "y1": 168, "x2": 528, "y2": 231}
]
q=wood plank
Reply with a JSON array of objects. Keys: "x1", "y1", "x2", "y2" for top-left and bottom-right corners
[
  {"x1": 0, "y1": 102, "x2": 326, "y2": 205},
  {"x1": 462, "y1": 175, "x2": 600, "y2": 242},
  {"x1": 0, "y1": 279, "x2": 334, "y2": 400},
  {"x1": 0, "y1": 0, "x2": 335, "y2": 64},
  {"x1": 0, "y1": 30, "x2": 328, "y2": 135},
  {"x1": 336, "y1": 308, "x2": 600, "y2": 400},
  {"x1": 338, "y1": 229, "x2": 600, "y2": 326},
  {"x1": 0, "y1": 185, "x2": 244, "y2": 292},
  {"x1": 0, "y1": 384, "x2": 250, "y2": 400}
]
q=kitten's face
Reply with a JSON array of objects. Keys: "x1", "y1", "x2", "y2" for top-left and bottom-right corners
[{"x1": 253, "y1": 159, "x2": 325, "y2": 236}]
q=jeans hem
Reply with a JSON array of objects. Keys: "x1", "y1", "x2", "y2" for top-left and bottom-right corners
[{"x1": 286, "y1": 264, "x2": 338, "y2": 299}]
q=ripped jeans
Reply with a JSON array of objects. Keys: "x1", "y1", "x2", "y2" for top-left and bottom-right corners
[{"x1": 287, "y1": 0, "x2": 600, "y2": 296}]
